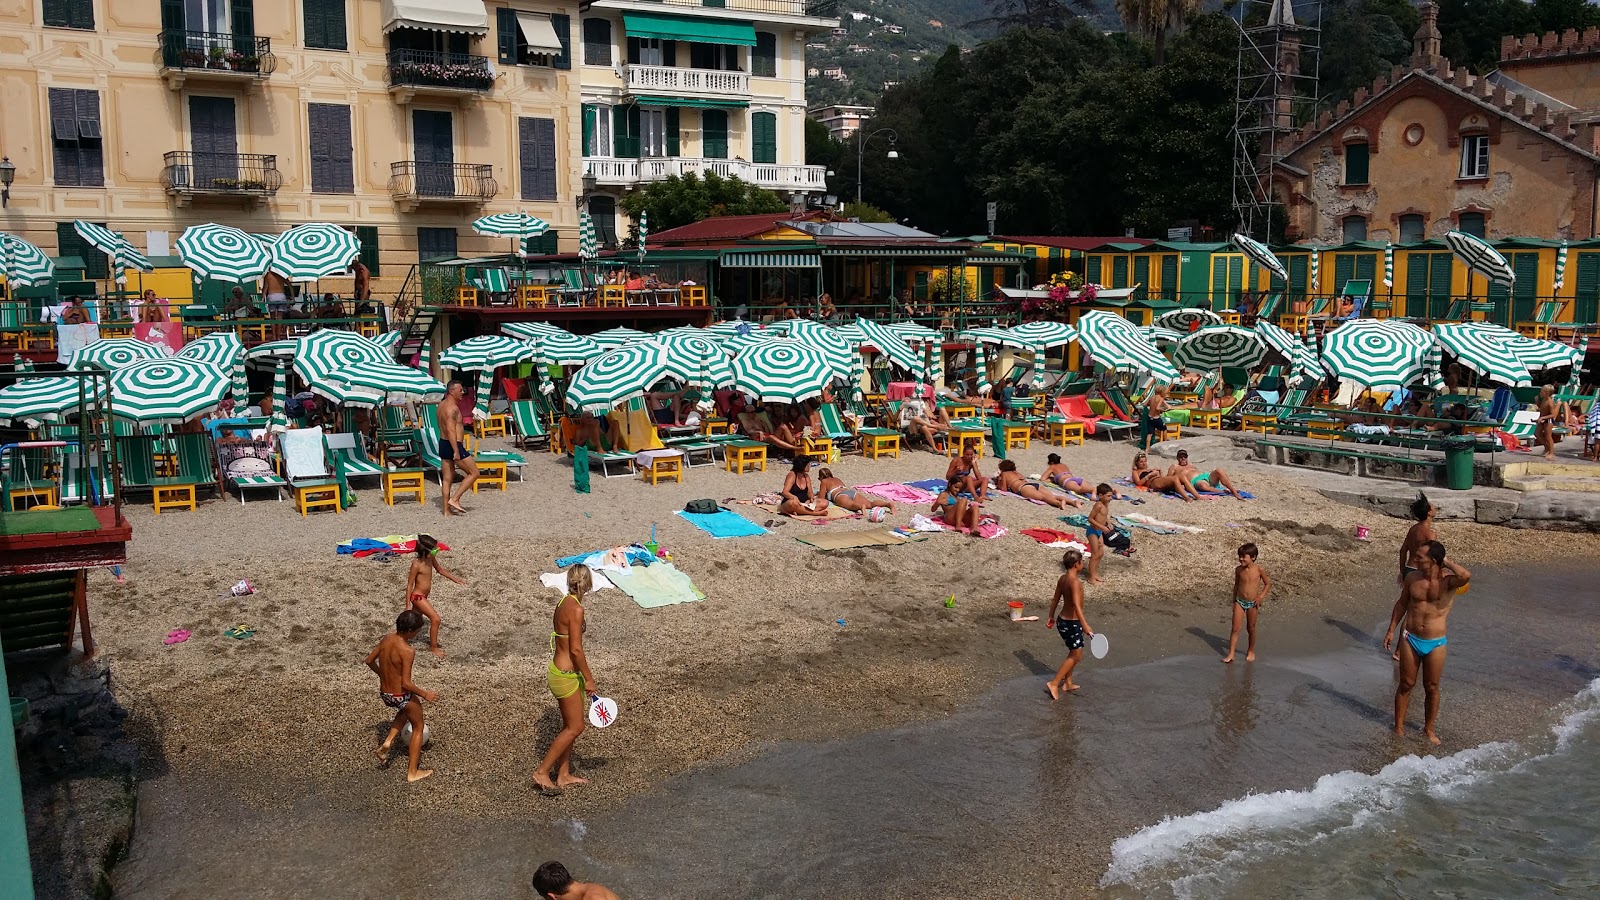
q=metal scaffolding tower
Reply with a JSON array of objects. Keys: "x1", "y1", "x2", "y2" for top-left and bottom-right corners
[{"x1": 1232, "y1": 0, "x2": 1321, "y2": 239}]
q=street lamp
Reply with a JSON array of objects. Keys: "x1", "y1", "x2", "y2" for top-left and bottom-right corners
[
  {"x1": 856, "y1": 127, "x2": 899, "y2": 206},
  {"x1": 0, "y1": 157, "x2": 14, "y2": 209}
]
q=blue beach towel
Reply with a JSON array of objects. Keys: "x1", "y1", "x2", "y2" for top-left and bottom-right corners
[
  {"x1": 337, "y1": 537, "x2": 392, "y2": 555},
  {"x1": 555, "y1": 546, "x2": 657, "y2": 568},
  {"x1": 906, "y1": 478, "x2": 947, "y2": 492},
  {"x1": 676, "y1": 509, "x2": 768, "y2": 539}
]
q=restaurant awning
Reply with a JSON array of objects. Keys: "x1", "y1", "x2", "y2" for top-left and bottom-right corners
[
  {"x1": 819, "y1": 246, "x2": 969, "y2": 257},
  {"x1": 515, "y1": 12, "x2": 563, "y2": 52},
  {"x1": 622, "y1": 12, "x2": 756, "y2": 46},
  {"x1": 966, "y1": 255, "x2": 1026, "y2": 266},
  {"x1": 635, "y1": 96, "x2": 751, "y2": 109},
  {"x1": 382, "y1": 0, "x2": 489, "y2": 34},
  {"x1": 721, "y1": 250, "x2": 821, "y2": 268}
]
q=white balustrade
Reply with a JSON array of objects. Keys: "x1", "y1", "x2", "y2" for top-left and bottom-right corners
[
  {"x1": 585, "y1": 157, "x2": 828, "y2": 191},
  {"x1": 625, "y1": 64, "x2": 750, "y2": 99}
]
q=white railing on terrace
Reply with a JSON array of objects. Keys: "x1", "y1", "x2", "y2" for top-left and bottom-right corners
[
  {"x1": 626, "y1": 64, "x2": 750, "y2": 98},
  {"x1": 585, "y1": 157, "x2": 827, "y2": 190}
]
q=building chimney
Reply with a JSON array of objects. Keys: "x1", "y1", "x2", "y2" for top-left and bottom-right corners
[{"x1": 1413, "y1": 1, "x2": 1443, "y2": 70}]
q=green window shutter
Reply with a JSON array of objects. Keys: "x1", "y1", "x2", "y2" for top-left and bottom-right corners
[
  {"x1": 751, "y1": 111, "x2": 776, "y2": 164},
  {"x1": 1087, "y1": 256, "x2": 1102, "y2": 285},
  {"x1": 356, "y1": 225, "x2": 380, "y2": 276},
  {"x1": 665, "y1": 106, "x2": 680, "y2": 157},
  {"x1": 1404, "y1": 252, "x2": 1429, "y2": 319},
  {"x1": 1354, "y1": 254, "x2": 1375, "y2": 285},
  {"x1": 45, "y1": 0, "x2": 93, "y2": 29},
  {"x1": 1574, "y1": 252, "x2": 1600, "y2": 325},
  {"x1": 1160, "y1": 254, "x2": 1178, "y2": 301},
  {"x1": 1132, "y1": 255, "x2": 1149, "y2": 291},
  {"x1": 497, "y1": 8, "x2": 517, "y2": 64},
  {"x1": 582, "y1": 105, "x2": 596, "y2": 156},
  {"x1": 1334, "y1": 255, "x2": 1354, "y2": 294},
  {"x1": 305, "y1": 0, "x2": 347, "y2": 50},
  {"x1": 1511, "y1": 252, "x2": 1539, "y2": 323},
  {"x1": 753, "y1": 31, "x2": 776, "y2": 77},
  {"x1": 1048, "y1": 247, "x2": 1062, "y2": 259},
  {"x1": 1285, "y1": 254, "x2": 1306, "y2": 299},
  {"x1": 160, "y1": 0, "x2": 184, "y2": 31},
  {"x1": 1428, "y1": 252, "x2": 1453, "y2": 319},
  {"x1": 1345, "y1": 143, "x2": 1369, "y2": 185},
  {"x1": 1112, "y1": 256, "x2": 1128, "y2": 289},
  {"x1": 552, "y1": 13, "x2": 571, "y2": 70},
  {"x1": 1210, "y1": 256, "x2": 1226, "y2": 307},
  {"x1": 521, "y1": 231, "x2": 559, "y2": 255},
  {"x1": 57, "y1": 221, "x2": 109, "y2": 280},
  {"x1": 1227, "y1": 255, "x2": 1243, "y2": 295},
  {"x1": 702, "y1": 109, "x2": 728, "y2": 159},
  {"x1": 613, "y1": 105, "x2": 638, "y2": 158},
  {"x1": 230, "y1": 0, "x2": 254, "y2": 54}
]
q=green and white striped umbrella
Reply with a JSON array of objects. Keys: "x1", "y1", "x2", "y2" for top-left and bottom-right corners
[
  {"x1": 1076, "y1": 309, "x2": 1180, "y2": 381},
  {"x1": 1319, "y1": 319, "x2": 1434, "y2": 390},
  {"x1": 590, "y1": 326, "x2": 651, "y2": 349},
  {"x1": 472, "y1": 368, "x2": 493, "y2": 420},
  {"x1": 473, "y1": 212, "x2": 550, "y2": 238},
  {"x1": 732, "y1": 341, "x2": 833, "y2": 403},
  {"x1": 578, "y1": 212, "x2": 599, "y2": 260},
  {"x1": 1231, "y1": 233, "x2": 1288, "y2": 283},
  {"x1": 704, "y1": 319, "x2": 760, "y2": 339},
  {"x1": 109, "y1": 358, "x2": 229, "y2": 424},
  {"x1": 1008, "y1": 321, "x2": 1078, "y2": 350},
  {"x1": 723, "y1": 332, "x2": 794, "y2": 357},
  {"x1": 1554, "y1": 242, "x2": 1569, "y2": 291},
  {"x1": 566, "y1": 342, "x2": 669, "y2": 413},
  {"x1": 267, "y1": 361, "x2": 289, "y2": 432},
  {"x1": 537, "y1": 330, "x2": 603, "y2": 366},
  {"x1": 0, "y1": 233, "x2": 55, "y2": 288},
  {"x1": 848, "y1": 352, "x2": 866, "y2": 403},
  {"x1": 1154, "y1": 307, "x2": 1224, "y2": 332},
  {"x1": 1431, "y1": 322, "x2": 1533, "y2": 387},
  {"x1": 1173, "y1": 325, "x2": 1267, "y2": 374},
  {"x1": 1421, "y1": 339, "x2": 1445, "y2": 392},
  {"x1": 178, "y1": 331, "x2": 248, "y2": 408},
  {"x1": 834, "y1": 322, "x2": 868, "y2": 345},
  {"x1": 322, "y1": 361, "x2": 447, "y2": 404},
  {"x1": 267, "y1": 223, "x2": 361, "y2": 281},
  {"x1": 439, "y1": 335, "x2": 536, "y2": 371},
  {"x1": 1444, "y1": 231, "x2": 1515, "y2": 286},
  {"x1": 1140, "y1": 325, "x2": 1186, "y2": 347},
  {"x1": 1383, "y1": 243, "x2": 1395, "y2": 287},
  {"x1": 1565, "y1": 336, "x2": 1588, "y2": 389},
  {"x1": 885, "y1": 320, "x2": 942, "y2": 344},
  {"x1": 927, "y1": 342, "x2": 945, "y2": 388},
  {"x1": 502, "y1": 320, "x2": 567, "y2": 341},
  {"x1": 1309, "y1": 249, "x2": 1320, "y2": 293},
  {"x1": 75, "y1": 220, "x2": 152, "y2": 284},
  {"x1": 11, "y1": 355, "x2": 35, "y2": 373},
  {"x1": 973, "y1": 343, "x2": 991, "y2": 394},
  {"x1": 658, "y1": 334, "x2": 735, "y2": 389},
  {"x1": 69, "y1": 337, "x2": 170, "y2": 370},
  {"x1": 177, "y1": 224, "x2": 270, "y2": 283},
  {"x1": 245, "y1": 339, "x2": 297, "y2": 363},
  {"x1": 769, "y1": 319, "x2": 854, "y2": 380},
  {"x1": 636, "y1": 210, "x2": 648, "y2": 262},
  {"x1": 1502, "y1": 332, "x2": 1584, "y2": 371},
  {"x1": 855, "y1": 317, "x2": 923, "y2": 376},
  {"x1": 0, "y1": 376, "x2": 106, "y2": 425},
  {"x1": 250, "y1": 233, "x2": 279, "y2": 245},
  {"x1": 306, "y1": 375, "x2": 383, "y2": 408},
  {"x1": 957, "y1": 326, "x2": 1017, "y2": 348},
  {"x1": 1255, "y1": 320, "x2": 1323, "y2": 380},
  {"x1": 292, "y1": 329, "x2": 390, "y2": 385}
]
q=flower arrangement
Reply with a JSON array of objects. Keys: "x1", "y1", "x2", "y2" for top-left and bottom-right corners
[
  {"x1": 392, "y1": 61, "x2": 494, "y2": 90},
  {"x1": 1014, "y1": 271, "x2": 1103, "y2": 318}
]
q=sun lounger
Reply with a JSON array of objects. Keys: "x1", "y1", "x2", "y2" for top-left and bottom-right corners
[
  {"x1": 216, "y1": 433, "x2": 286, "y2": 504},
  {"x1": 279, "y1": 427, "x2": 342, "y2": 515},
  {"x1": 325, "y1": 432, "x2": 385, "y2": 483},
  {"x1": 1055, "y1": 395, "x2": 1136, "y2": 440},
  {"x1": 817, "y1": 403, "x2": 858, "y2": 451},
  {"x1": 508, "y1": 399, "x2": 552, "y2": 451}
]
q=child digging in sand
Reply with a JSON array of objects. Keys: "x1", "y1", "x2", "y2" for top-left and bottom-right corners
[
  {"x1": 366, "y1": 609, "x2": 440, "y2": 783},
  {"x1": 1223, "y1": 542, "x2": 1271, "y2": 663},
  {"x1": 405, "y1": 534, "x2": 465, "y2": 657},
  {"x1": 1046, "y1": 549, "x2": 1094, "y2": 699}
]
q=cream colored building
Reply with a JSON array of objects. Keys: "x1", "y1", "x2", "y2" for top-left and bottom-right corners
[
  {"x1": 576, "y1": 0, "x2": 836, "y2": 248},
  {"x1": 0, "y1": 0, "x2": 587, "y2": 300}
]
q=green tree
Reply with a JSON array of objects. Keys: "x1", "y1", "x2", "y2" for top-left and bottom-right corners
[
  {"x1": 618, "y1": 172, "x2": 788, "y2": 234},
  {"x1": 1114, "y1": 0, "x2": 1203, "y2": 65},
  {"x1": 842, "y1": 201, "x2": 894, "y2": 222}
]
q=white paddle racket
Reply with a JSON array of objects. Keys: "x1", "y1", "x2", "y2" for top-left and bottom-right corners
[{"x1": 1090, "y1": 632, "x2": 1109, "y2": 659}]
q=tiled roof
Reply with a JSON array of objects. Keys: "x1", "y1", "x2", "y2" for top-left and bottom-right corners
[
  {"x1": 646, "y1": 211, "x2": 832, "y2": 244},
  {"x1": 994, "y1": 236, "x2": 1155, "y2": 251}
]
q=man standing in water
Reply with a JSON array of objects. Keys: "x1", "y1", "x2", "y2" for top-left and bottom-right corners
[
  {"x1": 436, "y1": 381, "x2": 477, "y2": 516},
  {"x1": 1385, "y1": 541, "x2": 1471, "y2": 745}
]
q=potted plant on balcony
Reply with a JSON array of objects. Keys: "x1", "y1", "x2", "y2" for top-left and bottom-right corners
[
  {"x1": 240, "y1": 179, "x2": 266, "y2": 191},
  {"x1": 208, "y1": 46, "x2": 227, "y2": 68},
  {"x1": 181, "y1": 48, "x2": 207, "y2": 68},
  {"x1": 211, "y1": 177, "x2": 240, "y2": 190}
]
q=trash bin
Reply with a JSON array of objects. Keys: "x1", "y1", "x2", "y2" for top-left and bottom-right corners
[{"x1": 1443, "y1": 438, "x2": 1474, "y2": 490}]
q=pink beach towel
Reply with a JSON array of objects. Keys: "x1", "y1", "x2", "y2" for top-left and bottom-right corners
[{"x1": 856, "y1": 482, "x2": 936, "y2": 504}]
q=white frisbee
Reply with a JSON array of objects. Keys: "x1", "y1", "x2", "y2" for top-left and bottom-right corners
[
  {"x1": 587, "y1": 695, "x2": 619, "y2": 728},
  {"x1": 1090, "y1": 632, "x2": 1109, "y2": 659}
]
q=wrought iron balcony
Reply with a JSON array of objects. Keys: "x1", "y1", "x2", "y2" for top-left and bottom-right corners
[
  {"x1": 625, "y1": 64, "x2": 750, "y2": 100},
  {"x1": 386, "y1": 48, "x2": 494, "y2": 102},
  {"x1": 161, "y1": 152, "x2": 281, "y2": 206},
  {"x1": 157, "y1": 30, "x2": 275, "y2": 89},
  {"x1": 389, "y1": 162, "x2": 497, "y2": 211}
]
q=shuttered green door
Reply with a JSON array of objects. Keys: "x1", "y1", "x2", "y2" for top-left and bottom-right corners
[
  {"x1": 1404, "y1": 253, "x2": 1428, "y2": 319},
  {"x1": 1133, "y1": 256, "x2": 1149, "y2": 293},
  {"x1": 1511, "y1": 252, "x2": 1539, "y2": 324},
  {"x1": 1354, "y1": 253, "x2": 1376, "y2": 285},
  {"x1": 751, "y1": 112, "x2": 776, "y2": 164},
  {"x1": 1159, "y1": 254, "x2": 1177, "y2": 302},
  {"x1": 702, "y1": 109, "x2": 727, "y2": 159},
  {"x1": 1210, "y1": 257, "x2": 1225, "y2": 309},
  {"x1": 1575, "y1": 252, "x2": 1600, "y2": 325},
  {"x1": 1285, "y1": 254, "x2": 1307, "y2": 303},
  {"x1": 1086, "y1": 256, "x2": 1102, "y2": 285},
  {"x1": 1111, "y1": 256, "x2": 1128, "y2": 289},
  {"x1": 1228, "y1": 256, "x2": 1243, "y2": 308},
  {"x1": 1429, "y1": 253, "x2": 1453, "y2": 320},
  {"x1": 1334, "y1": 255, "x2": 1355, "y2": 295}
]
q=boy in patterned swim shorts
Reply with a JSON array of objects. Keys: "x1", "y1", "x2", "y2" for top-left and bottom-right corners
[
  {"x1": 1046, "y1": 549, "x2": 1095, "y2": 700},
  {"x1": 366, "y1": 609, "x2": 439, "y2": 783}
]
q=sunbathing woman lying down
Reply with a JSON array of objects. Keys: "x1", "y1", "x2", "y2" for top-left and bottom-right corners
[
  {"x1": 994, "y1": 459, "x2": 1079, "y2": 509},
  {"x1": 817, "y1": 467, "x2": 895, "y2": 514}
]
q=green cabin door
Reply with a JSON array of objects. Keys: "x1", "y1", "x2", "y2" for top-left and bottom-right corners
[
  {"x1": 1575, "y1": 251, "x2": 1600, "y2": 325},
  {"x1": 1111, "y1": 256, "x2": 1129, "y2": 289},
  {"x1": 1159, "y1": 254, "x2": 1178, "y2": 302},
  {"x1": 1510, "y1": 252, "x2": 1539, "y2": 324}
]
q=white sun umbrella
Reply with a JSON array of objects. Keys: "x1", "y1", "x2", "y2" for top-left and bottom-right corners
[
  {"x1": 768, "y1": 318, "x2": 854, "y2": 380},
  {"x1": 178, "y1": 331, "x2": 248, "y2": 408},
  {"x1": 1173, "y1": 324, "x2": 1267, "y2": 374},
  {"x1": 885, "y1": 320, "x2": 942, "y2": 344},
  {"x1": 472, "y1": 211, "x2": 549, "y2": 254},
  {"x1": 1231, "y1": 233, "x2": 1289, "y2": 283},
  {"x1": 589, "y1": 326, "x2": 651, "y2": 349},
  {"x1": 1075, "y1": 309, "x2": 1180, "y2": 382},
  {"x1": 722, "y1": 331, "x2": 793, "y2": 357},
  {"x1": 0, "y1": 233, "x2": 56, "y2": 288},
  {"x1": 266, "y1": 361, "x2": 290, "y2": 432},
  {"x1": 833, "y1": 321, "x2": 868, "y2": 345},
  {"x1": 1443, "y1": 230, "x2": 1515, "y2": 287},
  {"x1": 565, "y1": 342, "x2": 669, "y2": 414},
  {"x1": 533, "y1": 330, "x2": 603, "y2": 367},
  {"x1": 1008, "y1": 321, "x2": 1078, "y2": 350},
  {"x1": 1140, "y1": 325, "x2": 1186, "y2": 347},
  {"x1": 1154, "y1": 307, "x2": 1224, "y2": 331},
  {"x1": 0, "y1": 375, "x2": 106, "y2": 425},
  {"x1": 657, "y1": 333, "x2": 736, "y2": 389},
  {"x1": 1319, "y1": 319, "x2": 1434, "y2": 390},
  {"x1": 956, "y1": 325, "x2": 1017, "y2": 347},
  {"x1": 292, "y1": 329, "x2": 390, "y2": 385},
  {"x1": 1431, "y1": 322, "x2": 1533, "y2": 388},
  {"x1": 267, "y1": 223, "x2": 362, "y2": 282},
  {"x1": 368, "y1": 330, "x2": 407, "y2": 361},
  {"x1": 69, "y1": 338, "x2": 170, "y2": 370},
  {"x1": 245, "y1": 339, "x2": 297, "y2": 364},
  {"x1": 1255, "y1": 319, "x2": 1324, "y2": 381},
  {"x1": 438, "y1": 335, "x2": 536, "y2": 371},
  {"x1": 732, "y1": 341, "x2": 834, "y2": 404},
  {"x1": 109, "y1": 357, "x2": 229, "y2": 424},
  {"x1": 176, "y1": 224, "x2": 270, "y2": 283}
]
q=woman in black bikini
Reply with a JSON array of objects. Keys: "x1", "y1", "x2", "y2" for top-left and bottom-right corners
[{"x1": 779, "y1": 454, "x2": 829, "y2": 517}]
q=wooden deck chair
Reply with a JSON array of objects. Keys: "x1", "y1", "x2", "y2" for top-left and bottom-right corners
[
  {"x1": 508, "y1": 399, "x2": 551, "y2": 450},
  {"x1": 557, "y1": 269, "x2": 587, "y2": 307},
  {"x1": 1516, "y1": 299, "x2": 1566, "y2": 340},
  {"x1": 816, "y1": 402, "x2": 858, "y2": 450},
  {"x1": 325, "y1": 432, "x2": 385, "y2": 484}
]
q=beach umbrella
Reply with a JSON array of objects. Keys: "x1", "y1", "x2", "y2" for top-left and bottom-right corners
[
  {"x1": 636, "y1": 209, "x2": 648, "y2": 262},
  {"x1": 1566, "y1": 336, "x2": 1588, "y2": 389},
  {"x1": 1554, "y1": 242, "x2": 1569, "y2": 291},
  {"x1": 927, "y1": 342, "x2": 945, "y2": 388},
  {"x1": 1421, "y1": 339, "x2": 1445, "y2": 392},
  {"x1": 320, "y1": 361, "x2": 447, "y2": 404},
  {"x1": 305, "y1": 375, "x2": 383, "y2": 408},
  {"x1": 109, "y1": 357, "x2": 229, "y2": 424},
  {"x1": 0, "y1": 376, "x2": 106, "y2": 425},
  {"x1": 0, "y1": 233, "x2": 55, "y2": 287},
  {"x1": 439, "y1": 335, "x2": 536, "y2": 371},
  {"x1": 266, "y1": 361, "x2": 290, "y2": 432},
  {"x1": 1431, "y1": 322, "x2": 1533, "y2": 387},
  {"x1": 69, "y1": 337, "x2": 170, "y2": 370},
  {"x1": 1319, "y1": 319, "x2": 1434, "y2": 390},
  {"x1": 1383, "y1": 242, "x2": 1395, "y2": 287},
  {"x1": 1140, "y1": 325, "x2": 1186, "y2": 347},
  {"x1": 885, "y1": 320, "x2": 942, "y2": 344},
  {"x1": 848, "y1": 352, "x2": 866, "y2": 403},
  {"x1": 1154, "y1": 307, "x2": 1224, "y2": 331},
  {"x1": 292, "y1": 329, "x2": 389, "y2": 385},
  {"x1": 578, "y1": 212, "x2": 599, "y2": 261},
  {"x1": 1502, "y1": 332, "x2": 1584, "y2": 372},
  {"x1": 589, "y1": 326, "x2": 651, "y2": 349},
  {"x1": 369, "y1": 330, "x2": 407, "y2": 360},
  {"x1": 245, "y1": 339, "x2": 297, "y2": 364},
  {"x1": 1173, "y1": 325, "x2": 1267, "y2": 374},
  {"x1": 658, "y1": 334, "x2": 735, "y2": 389},
  {"x1": 74, "y1": 220, "x2": 152, "y2": 283},
  {"x1": 833, "y1": 321, "x2": 868, "y2": 345},
  {"x1": 956, "y1": 326, "x2": 1017, "y2": 348},
  {"x1": 1230, "y1": 233, "x2": 1288, "y2": 283},
  {"x1": 267, "y1": 223, "x2": 361, "y2": 282},
  {"x1": 1008, "y1": 321, "x2": 1078, "y2": 350},
  {"x1": 473, "y1": 211, "x2": 550, "y2": 239},
  {"x1": 176, "y1": 224, "x2": 270, "y2": 283},
  {"x1": 854, "y1": 317, "x2": 923, "y2": 376},
  {"x1": 178, "y1": 331, "x2": 248, "y2": 408},
  {"x1": 1444, "y1": 231, "x2": 1515, "y2": 286},
  {"x1": 565, "y1": 342, "x2": 669, "y2": 413},
  {"x1": 533, "y1": 330, "x2": 603, "y2": 367},
  {"x1": 1308, "y1": 249, "x2": 1320, "y2": 294},
  {"x1": 973, "y1": 343, "x2": 991, "y2": 394},
  {"x1": 732, "y1": 341, "x2": 832, "y2": 404},
  {"x1": 768, "y1": 319, "x2": 854, "y2": 380},
  {"x1": 470, "y1": 368, "x2": 493, "y2": 421},
  {"x1": 1255, "y1": 319, "x2": 1324, "y2": 381},
  {"x1": 502, "y1": 320, "x2": 568, "y2": 342},
  {"x1": 722, "y1": 331, "x2": 794, "y2": 357},
  {"x1": 11, "y1": 355, "x2": 35, "y2": 374},
  {"x1": 1075, "y1": 310, "x2": 1180, "y2": 382},
  {"x1": 704, "y1": 319, "x2": 760, "y2": 339}
]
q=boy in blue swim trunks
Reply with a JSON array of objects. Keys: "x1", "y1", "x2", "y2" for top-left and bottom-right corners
[
  {"x1": 1223, "y1": 542, "x2": 1271, "y2": 663},
  {"x1": 1385, "y1": 540, "x2": 1471, "y2": 746},
  {"x1": 1046, "y1": 549, "x2": 1094, "y2": 699},
  {"x1": 1084, "y1": 483, "x2": 1116, "y2": 585}
]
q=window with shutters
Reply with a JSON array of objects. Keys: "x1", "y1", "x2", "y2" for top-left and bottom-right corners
[
  {"x1": 690, "y1": 42, "x2": 739, "y2": 71},
  {"x1": 519, "y1": 117, "x2": 557, "y2": 202},
  {"x1": 751, "y1": 111, "x2": 776, "y2": 164},
  {"x1": 308, "y1": 103, "x2": 354, "y2": 194},
  {"x1": 417, "y1": 227, "x2": 457, "y2": 262},
  {"x1": 1456, "y1": 211, "x2": 1485, "y2": 238},
  {"x1": 628, "y1": 37, "x2": 665, "y2": 66},
  {"x1": 303, "y1": 0, "x2": 347, "y2": 50},
  {"x1": 753, "y1": 32, "x2": 776, "y2": 77},
  {"x1": 1343, "y1": 142, "x2": 1369, "y2": 185},
  {"x1": 582, "y1": 104, "x2": 612, "y2": 157},
  {"x1": 1086, "y1": 256, "x2": 1102, "y2": 285},
  {"x1": 1111, "y1": 256, "x2": 1128, "y2": 289},
  {"x1": 43, "y1": 0, "x2": 95, "y2": 30},
  {"x1": 355, "y1": 225, "x2": 380, "y2": 276},
  {"x1": 702, "y1": 109, "x2": 728, "y2": 159},
  {"x1": 49, "y1": 88, "x2": 104, "y2": 188},
  {"x1": 641, "y1": 108, "x2": 668, "y2": 158},
  {"x1": 1573, "y1": 252, "x2": 1600, "y2": 325},
  {"x1": 57, "y1": 222, "x2": 110, "y2": 280},
  {"x1": 1398, "y1": 214, "x2": 1425, "y2": 244},
  {"x1": 1341, "y1": 215, "x2": 1367, "y2": 243},
  {"x1": 521, "y1": 231, "x2": 559, "y2": 255},
  {"x1": 589, "y1": 196, "x2": 618, "y2": 247},
  {"x1": 498, "y1": 8, "x2": 557, "y2": 66},
  {"x1": 1459, "y1": 135, "x2": 1489, "y2": 179},
  {"x1": 583, "y1": 18, "x2": 611, "y2": 66}
]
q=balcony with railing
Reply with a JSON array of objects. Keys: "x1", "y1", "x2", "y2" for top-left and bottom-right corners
[
  {"x1": 625, "y1": 64, "x2": 750, "y2": 100},
  {"x1": 386, "y1": 48, "x2": 495, "y2": 103},
  {"x1": 160, "y1": 152, "x2": 281, "y2": 206},
  {"x1": 389, "y1": 161, "x2": 497, "y2": 211},
  {"x1": 630, "y1": 0, "x2": 838, "y2": 19},
  {"x1": 584, "y1": 157, "x2": 827, "y2": 191},
  {"x1": 157, "y1": 31, "x2": 276, "y2": 90}
]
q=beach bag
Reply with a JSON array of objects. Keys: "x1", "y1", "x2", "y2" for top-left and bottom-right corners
[
  {"x1": 684, "y1": 499, "x2": 717, "y2": 514},
  {"x1": 1104, "y1": 529, "x2": 1131, "y2": 551}
]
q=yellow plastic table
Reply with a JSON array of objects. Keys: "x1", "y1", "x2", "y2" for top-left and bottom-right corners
[
  {"x1": 724, "y1": 440, "x2": 768, "y2": 474},
  {"x1": 1046, "y1": 420, "x2": 1085, "y2": 446},
  {"x1": 382, "y1": 469, "x2": 426, "y2": 506}
]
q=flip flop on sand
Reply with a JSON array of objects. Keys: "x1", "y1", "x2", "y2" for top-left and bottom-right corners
[{"x1": 164, "y1": 629, "x2": 191, "y2": 645}]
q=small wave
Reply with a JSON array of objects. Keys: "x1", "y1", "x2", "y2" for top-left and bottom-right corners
[{"x1": 1102, "y1": 676, "x2": 1600, "y2": 891}]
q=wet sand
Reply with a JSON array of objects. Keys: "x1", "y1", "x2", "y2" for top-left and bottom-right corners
[{"x1": 89, "y1": 435, "x2": 1600, "y2": 897}]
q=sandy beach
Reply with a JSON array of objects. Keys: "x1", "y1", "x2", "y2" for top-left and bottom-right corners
[{"x1": 84, "y1": 433, "x2": 1600, "y2": 897}]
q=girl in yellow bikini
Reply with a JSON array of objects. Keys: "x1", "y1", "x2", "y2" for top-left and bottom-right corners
[{"x1": 532, "y1": 567, "x2": 598, "y2": 792}]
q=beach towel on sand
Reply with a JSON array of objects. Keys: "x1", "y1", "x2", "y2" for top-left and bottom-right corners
[
  {"x1": 1113, "y1": 476, "x2": 1254, "y2": 500},
  {"x1": 607, "y1": 561, "x2": 705, "y2": 608},
  {"x1": 676, "y1": 509, "x2": 768, "y2": 538},
  {"x1": 906, "y1": 478, "x2": 947, "y2": 492},
  {"x1": 855, "y1": 482, "x2": 935, "y2": 504}
]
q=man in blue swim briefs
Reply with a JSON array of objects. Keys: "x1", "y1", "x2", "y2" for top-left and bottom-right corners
[{"x1": 1385, "y1": 540, "x2": 1471, "y2": 746}]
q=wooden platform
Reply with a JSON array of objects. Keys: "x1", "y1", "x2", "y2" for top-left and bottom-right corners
[{"x1": 0, "y1": 506, "x2": 131, "y2": 576}]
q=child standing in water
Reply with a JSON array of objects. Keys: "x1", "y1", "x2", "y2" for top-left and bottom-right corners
[
  {"x1": 405, "y1": 534, "x2": 465, "y2": 657},
  {"x1": 366, "y1": 609, "x2": 439, "y2": 783},
  {"x1": 1046, "y1": 549, "x2": 1094, "y2": 699},
  {"x1": 1223, "y1": 543, "x2": 1271, "y2": 663},
  {"x1": 1084, "y1": 483, "x2": 1116, "y2": 585}
]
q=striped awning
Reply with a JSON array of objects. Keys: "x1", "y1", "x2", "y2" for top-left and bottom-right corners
[
  {"x1": 720, "y1": 251, "x2": 821, "y2": 268},
  {"x1": 819, "y1": 247, "x2": 968, "y2": 257},
  {"x1": 965, "y1": 256, "x2": 1026, "y2": 266}
]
